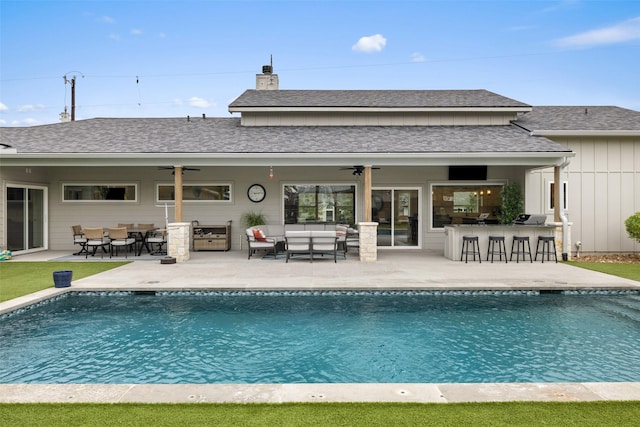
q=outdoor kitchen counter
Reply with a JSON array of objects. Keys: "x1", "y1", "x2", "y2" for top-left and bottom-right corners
[{"x1": 443, "y1": 224, "x2": 557, "y2": 261}]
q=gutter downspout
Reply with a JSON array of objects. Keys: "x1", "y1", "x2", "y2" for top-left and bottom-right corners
[{"x1": 557, "y1": 156, "x2": 571, "y2": 261}]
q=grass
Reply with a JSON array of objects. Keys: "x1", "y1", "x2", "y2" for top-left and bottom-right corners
[
  {"x1": 0, "y1": 262, "x2": 128, "y2": 302},
  {"x1": 1, "y1": 259, "x2": 638, "y2": 425},
  {"x1": 565, "y1": 261, "x2": 640, "y2": 282},
  {"x1": 1, "y1": 401, "x2": 639, "y2": 427}
]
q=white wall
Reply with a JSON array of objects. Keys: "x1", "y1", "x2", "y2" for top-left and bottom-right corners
[{"x1": 527, "y1": 136, "x2": 640, "y2": 253}]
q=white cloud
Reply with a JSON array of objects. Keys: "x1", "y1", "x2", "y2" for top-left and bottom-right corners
[
  {"x1": 0, "y1": 119, "x2": 6, "y2": 125},
  {"x1": 109, "y1": 33, "x2": 121, "y2": 41},
  {"x1": 158, "y1": 32, "x2": 166, "y2": 39},
  {"x1": 556, "y1": 16, "x2": 640, "y2": 48},
  {"x1": 352, "y1": 34, "x2": 387, "y2": 53},
  {"x1": 11, "y1": 118, "x2": 38, "y2": 126},
  {"x1": 131, "y1": 28, "x2": 143, "y2": 35},
  {"x1": 17, "y1": 104, "x2": 45, "y2": 113},
  {"x1": 411, "y1": 52, "x2": 426, "y2": 63},
  {"x1": 0, "y1": 102, "x2": 8, "y2": 112},
  {"x1": 101, "y1": 16, "x2": 116, "y2": 24},
  {"x1": 187, "y1": 97, "x2": 214, "y2": 108}
]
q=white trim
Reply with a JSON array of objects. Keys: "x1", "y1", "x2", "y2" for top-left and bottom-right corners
[
  {"x1": 61, "y1": 182, "x2": 138, "y2": 203},
  {"x1": 530, "y1": 130, "x2": 640, "y2": 137},
  {"x1": 429, "y1": 181, "x2": 507, "y2": 231},
  {"x1": 229, "y1": 106, "x2": 533, "y2": 113},
  {"x1": 156, "y1": 182, "x2": 233, "y2": 204},
  {"x1": 282, "y1": 183, "x2": 357, "y2": 225},
  {"x1": 372, "y1": 186, "x2": 422, "y2": 249},
  {"x1": 4, "y1": 182, "x2": 48, "y2": 253},
  {"x1": 547, "y1": 180, "x2": 568, "y2": 212}
]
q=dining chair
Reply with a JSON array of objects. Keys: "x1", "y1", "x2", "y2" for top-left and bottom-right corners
[
  {"x1": 71, "y1": 225, "x2": 88, "y2": 255},
  {"x1": 83, "y1": 227, "x2": 110, "y2": 259},
  {"x1": 146, "y1": 229, "x2": 167, "y2": 255},
  {"x1": 107, "y1": 227, "x2": 137, "y2": 258}
]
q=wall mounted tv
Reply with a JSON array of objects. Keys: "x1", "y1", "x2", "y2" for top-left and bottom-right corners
[{"x1": 448, "y1": 166, "x2": 487, "y2": 181}]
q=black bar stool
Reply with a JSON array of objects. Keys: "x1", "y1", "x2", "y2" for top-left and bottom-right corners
[
  {"x1": 460, "y1": 235, "x2": 481, "y2": 263},
  {"x1": 487, "y1": 235, "x2": 507, "y2": 263},
  {"x1": 535, "y1": 236, "x2": 558, "y2": 263},
  {"x1": 510, "y1": 236, "x2": 532, "y2": 263}
]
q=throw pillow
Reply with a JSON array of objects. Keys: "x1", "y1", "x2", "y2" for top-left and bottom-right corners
[{"x1": 253, "y1": 229, "x2": 267, "y2": 242}]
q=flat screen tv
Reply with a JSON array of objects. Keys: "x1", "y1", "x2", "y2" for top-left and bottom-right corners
[{"x1": 448, "y1": 166, "x2": 487, "y2": 181}]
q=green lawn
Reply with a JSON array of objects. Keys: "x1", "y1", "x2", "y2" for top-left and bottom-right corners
[
  {"x1": 1, "y1": 401, "x2": 639, "y2": 427},
  {"x1": 0, "y1": 262, "x2": 128, "y2": 302},
  {"x1": 565, "y1": 261, "x2": 640, "y2": 282},
  {"x1": 1, "y1": 259, "x2": 638, "y2": 425}
]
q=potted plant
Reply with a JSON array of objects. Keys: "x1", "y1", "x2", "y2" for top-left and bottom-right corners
[
  {"x1": 497, "y1": 182, "x2": 523, "y2": 224},
  {"x1": 241, "y1": 210, "x2": 266, "y2": 228}
]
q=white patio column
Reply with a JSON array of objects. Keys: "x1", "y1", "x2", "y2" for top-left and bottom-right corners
[{"x1": 168, "y1": 222, "x2": 191, "y2": 262}]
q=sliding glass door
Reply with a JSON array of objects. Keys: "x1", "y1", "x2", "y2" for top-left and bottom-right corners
[
  {"x1": 6, "y1": 184, "x2": 47, "y2": 252},
  {"x1": 372, "y1": 188, "x2": 420, "y2": 247}
]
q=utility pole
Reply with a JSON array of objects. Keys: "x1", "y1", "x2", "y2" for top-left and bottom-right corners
[{"x1": 63, "y1": 72, "x2": 83, "y2": 122}]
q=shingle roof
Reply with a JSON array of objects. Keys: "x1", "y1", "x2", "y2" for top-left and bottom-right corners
[
  {"x1": 515, "y1": 106, "x2": 640, "y2": 131},
  {"x1": 229, "y1": 89, "x2": 531, "y2": 109},
  {"x1": 0, "y1": 117, "x2": 569, "y2": 154}
]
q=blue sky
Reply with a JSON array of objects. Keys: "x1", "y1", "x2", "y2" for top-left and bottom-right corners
[{"x1": 1, "y1": 0, "x2": 639, "y2": 126}]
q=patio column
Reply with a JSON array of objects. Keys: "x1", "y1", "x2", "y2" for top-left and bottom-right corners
[
  {"x1": 167, "y1": 222, "x2": 190, "y2": 262},
  {"x1": 359, "y1": 165, "x2": 378, "y2": 262},
  {"x1": 364, "y1": 166, "x2": 372, "y2": 222},
  {"x1": 174, "y1": 165, "x2": 183, "y2": 222}
]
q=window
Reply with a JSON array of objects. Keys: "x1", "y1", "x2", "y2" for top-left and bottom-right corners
[
  {"x1": 284, "y1": 184, "x2": 356, "y2": 224},
  {"x1": 431, "y1": 183, "x2": 504, "y2": 228},
  {"x1": 156, "y1": 183, "x2": 232, "y2": 202},
  {"x1": 548, "y1": 181, "x2": 568, "y2": 211},
  {"x1": 63, "y1": 183, "x2": 137, "y2": 202}
]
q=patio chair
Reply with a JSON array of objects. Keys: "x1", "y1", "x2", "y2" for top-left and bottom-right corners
[
  {"x1": 310, "y1": 231, "x2": 339, "y2": 263},
  {"x1": 107, "y1": 227, "x2": 137, "y2": 258},
  {"x1": 246, "y1": 228, "x2": 276, "y2": 259},
  {"x1": 71, "y1": 225, "x2": 88, "y2": 255},
  {"x1": 83, "y1": 227, "x2": 110, "y2": 259},
  {"x1": 146, "y1": 228, "x2": 167, "y2": 255},
  {"x1": 134, "y1": 223, "x2": 156, "y2": 253}
]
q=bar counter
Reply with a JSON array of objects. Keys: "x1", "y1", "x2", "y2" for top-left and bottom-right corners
[{"x1": 443, "y1": 224, "x2": 556, "y2": 261}]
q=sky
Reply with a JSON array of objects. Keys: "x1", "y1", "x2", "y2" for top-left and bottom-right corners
[{"x1": 1, "y1": 0, "x2": 639, "y2": 127}]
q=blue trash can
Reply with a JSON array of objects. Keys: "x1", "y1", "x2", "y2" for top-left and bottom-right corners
[{"x1": 53, "y1": 270, "x2": 73, "y2": 288}]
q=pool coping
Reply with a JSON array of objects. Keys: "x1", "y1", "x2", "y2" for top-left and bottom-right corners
[
  {"x1": 3, "y1": 250, "x2": 639, "y2": 403},
  {"x1": 2, "y1": 286, "x2": 640, "y2": 403}
]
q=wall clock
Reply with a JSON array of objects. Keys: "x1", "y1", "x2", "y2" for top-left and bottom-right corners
[{"x1": 247, "y1": 184, "x2": 266, "y2": 203}]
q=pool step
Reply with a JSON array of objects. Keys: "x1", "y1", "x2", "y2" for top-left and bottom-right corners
[{"x1": 597, "y1": 298, "x2": 640, "y2": 324}]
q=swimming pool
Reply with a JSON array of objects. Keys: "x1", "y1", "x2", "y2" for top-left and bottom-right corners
[{"x1": 1, "y1": 290, "x2": 639, "y2": 384}]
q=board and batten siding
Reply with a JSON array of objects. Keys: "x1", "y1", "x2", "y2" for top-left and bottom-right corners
[
  {"x1": 527, "y1": 136, "x2": 640, "y2": 254},
  {"x1": 240, "y1": 111, "x2": 517, "y2": 126}
]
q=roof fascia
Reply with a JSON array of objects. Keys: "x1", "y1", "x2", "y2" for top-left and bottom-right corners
[
  {"x1": 228, "y1": 106, "x2": 533, "y2": 114},
  {"x1": 530, "y1": 130, "x2": 640, "y2": 137},
  {"x1": 0, "y1": 151, "x2": 573, "y2": 168}
]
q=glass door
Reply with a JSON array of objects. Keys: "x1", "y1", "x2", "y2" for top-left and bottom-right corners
[
  {"x1": 372, "y1": 188, "x2": 420, "y2": 248},
  {"x1": 6, "y1": 184, "x2": 47, "y2": 253}
]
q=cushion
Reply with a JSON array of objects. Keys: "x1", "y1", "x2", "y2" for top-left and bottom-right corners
[{"x1": 253, "y1": 228, "x2": 267, "y2": 242}]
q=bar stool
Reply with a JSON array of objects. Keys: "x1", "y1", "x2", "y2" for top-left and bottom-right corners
[
  {"x1": 535, "y1": 236, "x2": 558, "y2": 263},
  {"x1": 510, "y1": 236, "x2": 532, "y2": 263},
  {"x1": 460, "y1": 235, "x2": 481, "y2": 263},
  {"x1": 486, "y1": 235, "x2": 507, "y2": 263}
]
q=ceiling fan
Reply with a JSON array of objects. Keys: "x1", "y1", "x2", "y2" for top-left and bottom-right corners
[
  {"x1": 158, "y1": 166, "x2": 201, "y2": 175},
  {"x1": 339, "y1": 165, "x2": 380, "y2": 176}
]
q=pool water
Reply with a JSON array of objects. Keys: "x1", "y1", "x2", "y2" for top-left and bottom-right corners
[{"x1": 1, "y1": 291, "x2": 639, "y2": 384}]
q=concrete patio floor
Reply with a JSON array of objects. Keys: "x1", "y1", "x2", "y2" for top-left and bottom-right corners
[{"x1": 2, "y1": 249, "x2": 639, "y2": 403}]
